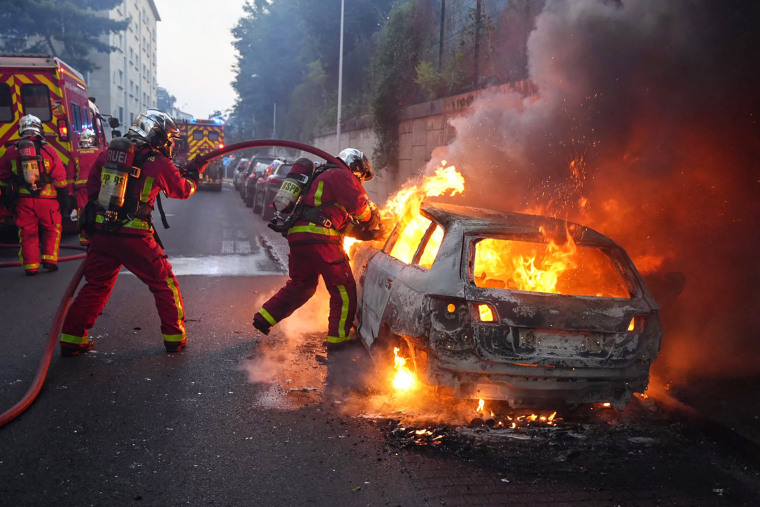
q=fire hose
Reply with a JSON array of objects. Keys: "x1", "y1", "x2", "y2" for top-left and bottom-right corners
[
  {"x1": 193, "y1": 138, "x2": 351, "y2": 172},
  {"x1": 0, "y1": 244, "x2": 87, "y2": 268},
  {"x1": 0, "y1": 138, "x2": 349, "y2": 428}
]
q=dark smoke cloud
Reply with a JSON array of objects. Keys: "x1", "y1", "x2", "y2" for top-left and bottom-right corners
[{"x1": 430, "y1": 0, "x2": 760, "y2": 382}]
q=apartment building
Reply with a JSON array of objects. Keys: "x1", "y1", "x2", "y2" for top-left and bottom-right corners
[{"x1": 87, "y1": 0, "x2": 160, "y2": 131}]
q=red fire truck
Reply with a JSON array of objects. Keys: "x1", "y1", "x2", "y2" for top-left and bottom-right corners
[
  {"x1": 174, "y1": 118, "x2": 224, "y2": 191},
  {"x1": 0, "y1": 54, "x2": 113, "y2": 233}
]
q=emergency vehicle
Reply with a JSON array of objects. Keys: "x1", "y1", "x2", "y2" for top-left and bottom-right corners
[
  {"x1": 174, "y1": 118, "x2": 224, "y2": 191},
  {"x1": 0, "y1": 54, "x2": 113, "y2": 231}
]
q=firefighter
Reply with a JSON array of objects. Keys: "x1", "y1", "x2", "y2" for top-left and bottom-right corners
[
  {"x1": 0, "y1": 114, "x2": 69, "y2": 275},
  {"x1": 59, "y1": 109, "x2": 207, "y2": 356},
  {"x1": 252, "y1": 148, "x2": 383, "y2": 352},
  {"x1": 68, "y1": 128, "x2": 103, "y2": 245}
]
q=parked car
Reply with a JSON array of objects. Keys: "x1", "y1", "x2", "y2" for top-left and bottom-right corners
[
  {"x1": 252, "y1": 159, "x2": 292, "y2": 221},
  {"x1": 351, "y1": 201, "x2": 662, "y2": 410},
  {"x1": 231, "y1": 158, "x2": 250, "y2": 190},
  {"x1": 242, "y1": 156, "x2": 277, "y2": 207}
]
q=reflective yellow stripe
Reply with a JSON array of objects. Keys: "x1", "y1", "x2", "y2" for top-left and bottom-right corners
[
  {"x1": 259, "y1": 308, "x2": 277, "y2": 326},
  {"x1": 61, "y1": 333, "x2": 88, "y2": 345},
  {"x1": 141, "y1": 176, "x2": 154, "y2": 201},
  {"x1": 287, "y1": 224, "x2": 340, "y2": 237},
  {"x1": 314, "y1": 181, "x2": 324, "y2": 206},
  {"x1": 166, "y1": 277, "x2": 185, "y2": 335},
  {"x1": 163, "y1": 333, "x2": 185, "y2": 343},
  {"x1": 95, "y1": 215, "x2": 152, "y2": 231},
  {"x1": 356, "y1": 206, "x2": 371, "y2": 221},
  {"x1": 337, "y1": 284, "x2": 349, "y2": 338},
  {"x1": 327, "y1": 335, "x2": 353, "y2": 344}
]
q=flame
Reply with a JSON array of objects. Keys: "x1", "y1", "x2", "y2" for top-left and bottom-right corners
[
  {"x1": 476, "y1": 399, "x2": 485, "y2": 413},
  {"x1": 383, "y1": 163, "x2": 465, "y2": 263},
  {"x1": 343, "y1": 162, "x2": 463, "y2": 257},
  {"x1": 392, "y1": 347, "x2": 416, "y2": 391}
]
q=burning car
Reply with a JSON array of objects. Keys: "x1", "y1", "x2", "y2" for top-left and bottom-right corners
[{"x1": 351, "y1": 201, "x2": 662, "y2": 410}]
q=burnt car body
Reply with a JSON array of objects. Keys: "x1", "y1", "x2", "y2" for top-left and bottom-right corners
[{"x1": 352, "y1": 202, "x2": 662, "y2": 409}]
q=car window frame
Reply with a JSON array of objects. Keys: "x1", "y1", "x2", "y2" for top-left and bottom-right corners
[
  {"x1": 463, "y1": 232, "x2": 640, "y2": 299},
  {"x1": 383, "y1": 210, "x2": 443, "y2": 269}
]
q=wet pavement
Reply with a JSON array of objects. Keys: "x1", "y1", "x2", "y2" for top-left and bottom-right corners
[{"x1": 1, "y1": 182, "x2": 760, "y2": 505}]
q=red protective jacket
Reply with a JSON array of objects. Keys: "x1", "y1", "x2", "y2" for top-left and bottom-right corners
[
  {"x1": 69, "y1": 147, "x2": 102, "y2": 188},
  {"x1": 87, "y1": 144, "x2": 197, "y2": 236},
  {"x1": 286, "y1": 165, "x2": 372, "y2": 245},
  {"x1": 0, "y1": 140, "x2": 67, "y2": 199}
]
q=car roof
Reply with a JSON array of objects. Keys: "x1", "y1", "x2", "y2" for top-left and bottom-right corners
[{"x1": 421, "y1": 201, "x2": 615, "y2": 246}]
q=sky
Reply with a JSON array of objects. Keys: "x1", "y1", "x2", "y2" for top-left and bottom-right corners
[{"x1": 155, "y1": 0, "x2": 246, "y2": 119}]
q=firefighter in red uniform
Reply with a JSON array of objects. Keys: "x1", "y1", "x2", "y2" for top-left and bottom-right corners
[
  {"x1": 0, "y1": 114, "x2": 70, "y2": 275},
  {"x1": 252, "y1": 149, "x2": 382, "y2": 352},
  {"x1": 59, "y1": 109, "x2": 207, "y2": 356},
  {"x1": 68, "y1": 128, "x2": 102, "y2": 245}
]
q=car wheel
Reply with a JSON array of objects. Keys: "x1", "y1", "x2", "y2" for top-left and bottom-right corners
[
  {"x1": 252, "y1": 190, "x2": 262, "y2": 214},
  {"x1": 261, "y1": 190, "x2": 274, "y2": 221},
  {"x1": 372, "y1": 328, "x2": 416, "y2": 393},
  {"x1": 245, "y1": 188, "x2": 253, "y2": 207}
]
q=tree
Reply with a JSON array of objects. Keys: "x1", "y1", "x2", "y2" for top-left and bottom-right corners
[
  {"x1": 371, "y1": 0, "x2": 436, "y2": 169},
  {"x1": 0, "y1": 0, "x2": 127, "y2": 73}
]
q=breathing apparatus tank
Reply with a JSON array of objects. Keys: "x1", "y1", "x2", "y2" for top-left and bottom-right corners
[
  {"x1": 18, "y1": 139, "x2": 41, "y2": 191},
  {"x1": 97, "y1": 137, "x2": 138, "y2": 219},
  {"x1": 272, "y1": 157, "x2": 315, "y2": 214}
]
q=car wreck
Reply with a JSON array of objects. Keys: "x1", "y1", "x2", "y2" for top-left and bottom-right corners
[{"x1": 352, "y1": 202, "x2": 662, "y2": 410}]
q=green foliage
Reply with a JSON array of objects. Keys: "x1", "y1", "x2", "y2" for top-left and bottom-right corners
[
  {"x1": 0, "y1": 0, "x2": 128, "y2": 73},
  {"x1": 229, "y1": 0, "x2": 394, "y2": 145},
  {"x1": 414, "y1": 60, "x2": 440, "y2": 100},
  {"x1": 370, "y1": 0, "x2": 435, "y2": 169}
]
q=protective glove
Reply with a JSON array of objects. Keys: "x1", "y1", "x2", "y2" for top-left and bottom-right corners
[
  {"x1": 182, "y1": 166, "x2": 200, "y2": 185},
  {"x1": 184, "y1": 156, "x2": 209, "y2": 175},
  {"x1": 56, "y1": 188, "x2": 72, "y2": 216},
  {"x1": 1, "y1": 187, "x2": 15, "y2": 212}
]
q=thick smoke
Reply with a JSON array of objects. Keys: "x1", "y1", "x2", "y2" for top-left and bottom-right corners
[{"x1": 430, "y1": 0, "x2": 760, "y2": 382}]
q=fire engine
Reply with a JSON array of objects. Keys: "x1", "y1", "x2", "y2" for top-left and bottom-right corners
[
  {"x1": 174, "y1": 118, "x2": 224, "y2": 191},
  {"x1": 0, "y1": 54, "x2": 114, "y2": 232}
]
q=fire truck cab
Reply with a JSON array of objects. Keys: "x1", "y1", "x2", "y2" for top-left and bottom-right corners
[
  {"x1": 174, "y1": 118, "x2": 224, "y2": 192},
  {"x1": 0, "y1": 54, "x2": 111, "y2": 231}
]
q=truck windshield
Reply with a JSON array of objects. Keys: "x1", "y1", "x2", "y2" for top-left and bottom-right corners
[
  {"x1": 21, "y1": 84, "x2": 51, "y2": 121},
  {"x1": 0, "y1": 84, "x2": 12, "y2": 122}
]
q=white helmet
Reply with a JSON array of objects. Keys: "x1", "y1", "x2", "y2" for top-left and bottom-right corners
[
  {"x1": 79, "y1": 128, "x2": 96, "y2": 148},
  {"x1": 18, "y1": 114, "x2": 43, "y2": 138},
  {"x1": 338, "y1": 148, "x2": 373, "y2": 181}
]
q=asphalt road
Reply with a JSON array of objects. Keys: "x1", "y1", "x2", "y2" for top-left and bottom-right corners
[{"x1": 1, "y1": 181, "x2": 759, "y2": 506}]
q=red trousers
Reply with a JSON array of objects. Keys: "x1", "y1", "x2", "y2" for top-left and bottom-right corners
[
  {"x1": 15, "y1": 197, "x2": 61, "y2": 273},
  {"x1": 260, "y1": 242, "x2": 356, "y2": 343},
  {"x1": 61, "y1": 232, "x2": 187, "y2": 347}
]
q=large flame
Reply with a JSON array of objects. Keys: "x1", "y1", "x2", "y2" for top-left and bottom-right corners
[
  {"x1": 475, "y1": 226, "x2": 578, "y2": 294},
  {"x1": 344, "y1": 161, "x2": 464, "y2": 261},
  {"x1": 392, "y1": 347, "x2": 416, "y2": 391}
]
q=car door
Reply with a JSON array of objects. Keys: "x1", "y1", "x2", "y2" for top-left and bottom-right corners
[{"x1": 356, "y1": 215, "x2": 442, "y2": 345}]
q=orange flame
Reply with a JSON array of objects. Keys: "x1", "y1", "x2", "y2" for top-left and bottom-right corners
[
  {"x1": 392, "y1": 347, "x2": 416, "y2": 391},
  {"x1": 343, "y1": 162, "x2": 464, "y2": 257}
]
